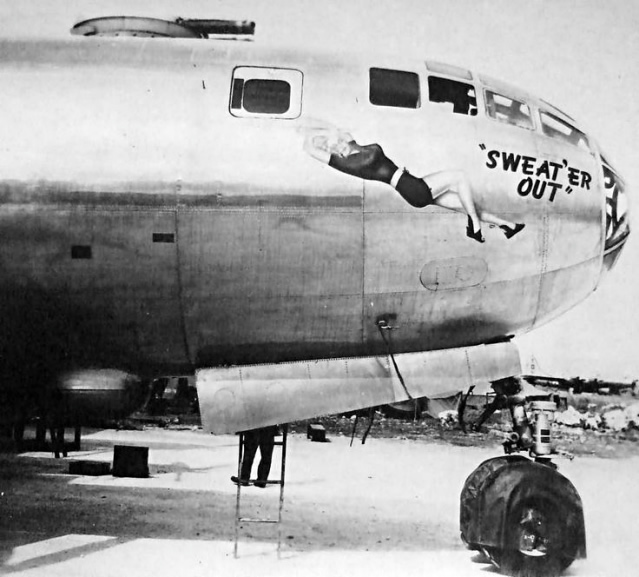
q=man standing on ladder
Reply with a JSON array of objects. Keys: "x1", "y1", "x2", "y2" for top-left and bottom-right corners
[{"x1": 231, "y1": 425, "x2": 279, "y2": 488}]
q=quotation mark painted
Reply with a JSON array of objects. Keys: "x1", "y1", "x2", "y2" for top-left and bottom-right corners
[
  {"x1": 566, "y1": 186, "x2": 573, "y2": 194},
  {"x1": 479, "y1": 143, "x2": 486, "y2": 150}
]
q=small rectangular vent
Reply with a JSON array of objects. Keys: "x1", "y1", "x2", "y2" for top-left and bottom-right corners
[
  {"x1": 71, "y1": 245, "x2": 92, "y2": 259},
  {"x1": 152, "y1": 233, "x2": 175, "y2": 243}
]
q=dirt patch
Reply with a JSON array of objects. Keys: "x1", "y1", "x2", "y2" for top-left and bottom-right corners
[{"x1": 287, "y1": 408, "x2": 639, "y2": 459}]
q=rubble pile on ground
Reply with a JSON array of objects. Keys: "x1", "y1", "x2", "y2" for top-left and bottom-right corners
[
  {"x1": 554, "y1": 402, "x2": 639, "y2": 432},
  {"x1": 438, "y1": 410, "x2": 458, "y2": 429},
  {"x1": 555, "y1": 406, "x2": 583, "y2": 427}
]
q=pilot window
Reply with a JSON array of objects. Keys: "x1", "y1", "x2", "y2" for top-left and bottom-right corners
[
  {"x1": 540, "y1": 111, "x2": 590, "y2": 151},
  {"x1": 369, "y1": 68, "x2": 420, "y2": 108},
  {"x1": 485, "y1": 91, "x2": 533, "y2": 129},
  {"x1": 428, "y1": 76, "x2": 477, "y2": 115},
  {"x1": 426, "y1": 60, "x2": 473, "y2": 80},
  {"x1": 230, "y1": 67, "x2": 303, "y2": 119}
]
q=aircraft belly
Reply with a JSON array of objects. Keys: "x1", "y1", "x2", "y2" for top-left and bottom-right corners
[
  {"x1": 361, "y1": 197, "x2": 600, "y2": 349},
  {"x1": 0, "y1": 200, "x2": 190, "y2": 374},
  {"x1": 177, "y1": 207, "x2": 365, "y2": 366},
  {"x1": 532, "y1": 256, "x2": 602, "y2": 329},
  {"x1": 361, "y1": 277, "x2": 540, "y2": 352}
]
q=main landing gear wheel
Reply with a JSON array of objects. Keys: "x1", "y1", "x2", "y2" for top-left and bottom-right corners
[{"x1": 460, "y1": 456, "x2": 586, "y2": 577}]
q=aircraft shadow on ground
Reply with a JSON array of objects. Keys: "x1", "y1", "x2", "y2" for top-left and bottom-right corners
[
  {"x1": 0, "y1": 535, "x2": 129, "y2": 574},
  {"x1": 0, "y1": 453, "x2": 465, "y2": 573}
]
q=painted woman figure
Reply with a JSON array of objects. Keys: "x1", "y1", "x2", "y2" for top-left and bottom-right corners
[{"x1": 303, "y1": 125, "x2": 524, "y2": 242}]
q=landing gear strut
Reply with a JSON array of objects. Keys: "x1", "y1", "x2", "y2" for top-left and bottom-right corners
[{"x1": 459, "y1": 377, "x2": 586, "y2": 576}]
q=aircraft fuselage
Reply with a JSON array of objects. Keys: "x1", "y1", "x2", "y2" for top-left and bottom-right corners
[{"x1": 0, "y1": 37, "x2": 629, "y2": 379}]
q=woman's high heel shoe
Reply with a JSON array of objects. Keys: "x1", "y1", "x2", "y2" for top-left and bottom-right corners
[
  {"x1": 500, "y1": 223, "x2": 525, "y2": 239},
  {"x1": 466, "y1": 216, "x2": 485, "y2": 243}
]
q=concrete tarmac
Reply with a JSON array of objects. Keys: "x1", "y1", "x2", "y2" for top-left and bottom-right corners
[{"x1": 1, "y1": 427, "x2": 638, "y2": 576}]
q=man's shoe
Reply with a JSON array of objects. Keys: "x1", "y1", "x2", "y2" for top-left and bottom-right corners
[
  {"x1": 231, "y1": 475, "x2": 249, "y2": 486},
  {"x1": 254, "y1": 481, "x2": 267, "y2": 488}
]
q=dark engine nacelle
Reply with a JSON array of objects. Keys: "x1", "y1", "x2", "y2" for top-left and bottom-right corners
[{"x1": 55, "y1": 369, "x2": 146, "y2": 425}]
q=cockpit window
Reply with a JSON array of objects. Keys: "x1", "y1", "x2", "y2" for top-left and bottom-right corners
[
  {"x1": 369, "y1": 68, "x2": 420, "y2": 109},
  {"x1": 540, "y1": 111, "x2": 590, "y2": 151},
  {"x1": 485, "y1": 90, "x2": 533, "y2": 129},
  {"x1": 230, "y1": 67, "x2": 303, "y2": 119},
  {"x1": 425, "y1": 60, "x2": 472, "y2": 80},
  {"x1": 428, "y1": 76, "x2": 477, "y2": 116}
]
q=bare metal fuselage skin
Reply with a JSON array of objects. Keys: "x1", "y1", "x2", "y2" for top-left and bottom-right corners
[{"x1": 0, "y1": 37, "x2": 629, "y2": 382}]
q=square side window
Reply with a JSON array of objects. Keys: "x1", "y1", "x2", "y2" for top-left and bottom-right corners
[
  {"x1": 229, "y1": 67, "x2": 302, "y2": 119},
  {"x1": 242, "y1": 79, "x2": 291, "y2": 114},
  {"x1": 369, "y1": 68, "x2": 420, "y2": 109}
]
